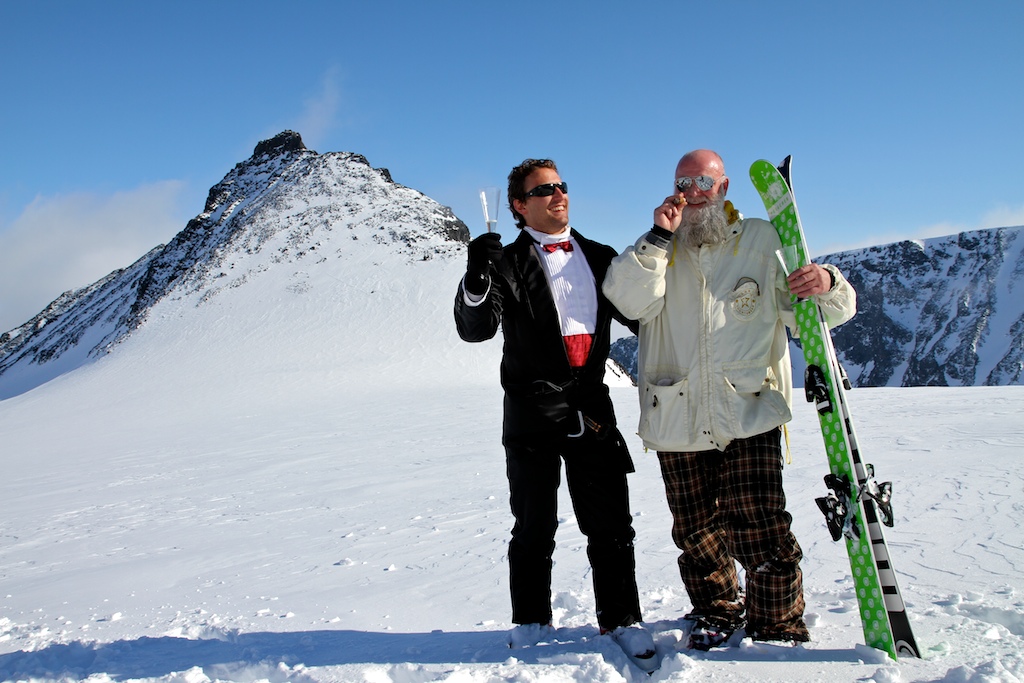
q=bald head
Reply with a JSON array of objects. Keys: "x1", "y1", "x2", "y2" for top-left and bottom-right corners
[{"x1": 675, "y1": 149, "x2": 726, "y2": 179}]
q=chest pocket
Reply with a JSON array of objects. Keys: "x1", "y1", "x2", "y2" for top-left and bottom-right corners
[{"x1": 729, "y1": 277, "x2": 760, "y2": 322}]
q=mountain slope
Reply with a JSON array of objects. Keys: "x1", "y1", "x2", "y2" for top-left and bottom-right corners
[
  {"x1": 825, "y1": 226, "x2": 1024, "y2": 386},
  {"x1": 0, "y1": 131, "x2": 473, "y2": 400}
]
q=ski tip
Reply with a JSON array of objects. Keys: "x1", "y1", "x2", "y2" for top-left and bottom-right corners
[
  {"x1": 777, "y1": 155, "x2": 793, "y2": 189},
  {"x1": 747, "y1": 159, "x2": 777, "y2": 187}
]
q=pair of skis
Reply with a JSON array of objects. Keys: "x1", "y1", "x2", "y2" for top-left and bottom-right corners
[{"x1": 750, "y1": 157, "x2": 921, "y2": 660}]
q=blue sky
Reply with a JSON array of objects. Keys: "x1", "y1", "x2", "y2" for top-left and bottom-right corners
[{"x1": 1, "y1": 1, "x2": 1022, "y2": 332}]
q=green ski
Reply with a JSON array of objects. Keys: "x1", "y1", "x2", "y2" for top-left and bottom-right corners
[{"x1": 749, "y1": 156, "x2": 920, "y2": 660}]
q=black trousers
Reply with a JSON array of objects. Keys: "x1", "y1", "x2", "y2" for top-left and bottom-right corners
[{"x1": 505, "y1": 431, "x2": 641, "y2": 630}]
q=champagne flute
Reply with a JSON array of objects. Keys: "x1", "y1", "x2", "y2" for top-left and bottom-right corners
[{"x1": 479, "y1": 186, "x2": 500, "y2": 233}]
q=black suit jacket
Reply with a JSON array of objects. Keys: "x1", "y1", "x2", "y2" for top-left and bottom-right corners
[{"x1": 454, "y1": 229, "x2": 636, "y2": 447}]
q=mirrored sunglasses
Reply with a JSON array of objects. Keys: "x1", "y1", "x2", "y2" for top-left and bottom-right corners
[
  {"x1": 524, "y1": 182, "x2": 569, "y2": 198},
  {"x1": 675, "y1": 175, "x2": 719, "y2": 192}
]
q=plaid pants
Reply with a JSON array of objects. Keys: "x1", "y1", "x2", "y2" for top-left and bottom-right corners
[{"x1": 657, "y1": 429, "x2": 806, "y2": 633}]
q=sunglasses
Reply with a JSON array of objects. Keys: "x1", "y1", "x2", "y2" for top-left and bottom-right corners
[
  {"x1": 675, "y1": 175, "x2": 721, "y2": 192},
  {"x1": 524, "y1": 182, "x2": 569, "y2": 198}
]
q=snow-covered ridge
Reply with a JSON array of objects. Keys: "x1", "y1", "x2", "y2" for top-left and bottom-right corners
[
  {"x1": 0, "y1": 131, "x2": 470, "y2": 399},
  {"x1": 610, "y1": 225, "x2": 1024, "y2": 388},
  {"x1": 7, "y1": 129, "x2": 1021, "y2": 400},
  {"x1": 824, "y1": 226, "x2": 1024, "y2": 386}
]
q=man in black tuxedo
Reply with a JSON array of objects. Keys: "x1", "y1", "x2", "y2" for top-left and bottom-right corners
[{"x1": 454, "y1": 158, "x2": 653, "y2": 657}]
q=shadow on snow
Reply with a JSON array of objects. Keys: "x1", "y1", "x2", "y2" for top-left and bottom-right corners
[{"x1": 1, "y1": 624, "x2": 870, "y2": 679}]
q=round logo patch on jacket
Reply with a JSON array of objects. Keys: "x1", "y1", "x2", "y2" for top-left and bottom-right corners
[{"x1": 730, "y1": 278, "x2": 760, "y2": 321}]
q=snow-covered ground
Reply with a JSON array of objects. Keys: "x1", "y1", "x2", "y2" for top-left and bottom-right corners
[{"x1": 2, "y1": 238, "x2": 1023, "y2": 682}]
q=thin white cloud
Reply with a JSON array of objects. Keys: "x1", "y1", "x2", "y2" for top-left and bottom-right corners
[
  {"x1": 0, "y1": 182, "x2": 188, "y2": 333},
  {"x1": 293, "y1": 66, "x2": 344, "y2": 148},
  {"x1": 978, "y1": 203, "x2": 1024, "y2": 230},
  {"x1": 816, "y1": 203, "x2": 1024, "y2": 256},
  {"x1": 905, "y1": 205, "x2": 1024, "y2": 248}
]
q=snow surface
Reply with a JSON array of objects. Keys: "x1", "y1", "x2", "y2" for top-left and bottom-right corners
[{"x1": 2, "y1": 230, "x2": 1023, "y2": 682}]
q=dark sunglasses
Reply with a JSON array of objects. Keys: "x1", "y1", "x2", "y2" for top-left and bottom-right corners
[
  {"x1": 675, "y1": 175, "x2": 720, "y2": 192},
  {"x1": 524, "y1": 182, "x2": 569, "y2": 198}
]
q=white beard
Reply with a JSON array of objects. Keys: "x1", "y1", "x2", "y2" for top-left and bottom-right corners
[{"x1": 681, "y1": 195, "x2": 730, "y2": 248}]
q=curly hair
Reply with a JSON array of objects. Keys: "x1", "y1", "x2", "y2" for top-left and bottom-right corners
[{"x1": 507, "y1": 158, "x2": 558, "y2": 229}]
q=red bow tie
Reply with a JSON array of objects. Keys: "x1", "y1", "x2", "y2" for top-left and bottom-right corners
[{"x1": 542, "y1": 241, "x2": 573, "y2": 253}]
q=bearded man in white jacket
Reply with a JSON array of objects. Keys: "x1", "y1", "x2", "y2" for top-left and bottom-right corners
[{"x1": 602, "y1": 149, "x2": 856, "y2": 648}]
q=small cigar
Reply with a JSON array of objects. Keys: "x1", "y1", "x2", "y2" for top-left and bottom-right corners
[{"x1": 672, "y1": 197, "x2": 685, "y2": 206}]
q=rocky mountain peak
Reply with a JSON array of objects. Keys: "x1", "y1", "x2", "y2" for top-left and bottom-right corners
[{"x1": 252, "y1": 130, "x2": 307, "y2": 158}]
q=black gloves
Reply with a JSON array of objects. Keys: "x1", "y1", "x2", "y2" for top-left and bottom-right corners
[{"x1": 465, "y1": 232, "x2": 502, "y2": 296}]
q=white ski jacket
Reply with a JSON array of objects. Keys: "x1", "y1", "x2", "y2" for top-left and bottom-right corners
[{"x1": 603, "y1": 218, "x2": 856, "y2": 452}]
